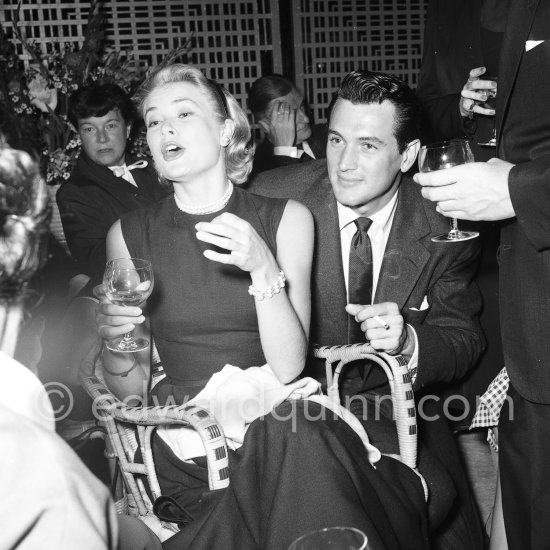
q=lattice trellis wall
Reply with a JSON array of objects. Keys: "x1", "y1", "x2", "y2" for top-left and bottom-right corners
[
  {"x1": 0, "y1": 0, "x2": 282, "y2": 117},
  {"x1": 294, "y1": 0, "x2": 427, "y2": 124},
  {"x1": 1, "y1": 0, "x2": 427, "y2": 125},
  {"x1": 99, "y1": 0, "x2": 282, "y2": 104}
]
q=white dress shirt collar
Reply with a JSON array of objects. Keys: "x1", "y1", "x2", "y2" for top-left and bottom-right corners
[
  {"x1": 108, "y1": 160, "x2": 148, "y2": 187},
  {"x1": 273, "y1": 140, "x2": 316, "y2": 160},
  {"x1": 337, "y1": 190, "x2": 398, "y2": 234}
]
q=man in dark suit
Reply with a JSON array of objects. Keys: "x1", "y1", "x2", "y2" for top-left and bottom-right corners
[
  {"x1": 247, "y1": 74, "x2": 328, "y2": 176},
  {"x1": 57, "y1": 82, "x2": 169, "y2": 288},
  {"x1": 416, "y1": 1, "x2": 550, "y2": 547},
  {"x1": 251, "y1": 70, "x2": 485, "y2": 549},
  {"x1": 416, "y1": 0, "x2": 507, "y2": 151},
  {"x1": 416, "y1": 0, "x2": 507, "y2": 431}
]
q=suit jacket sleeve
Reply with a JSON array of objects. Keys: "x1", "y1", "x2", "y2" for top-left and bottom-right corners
[
  {"x1": 410, "y1": 241, "x2": 485, "y2": 390},
  {"x1": 508, "y1": 154, "x2": 550, "y2": 252},
  {"x1": 416, "y1": 0, "x2": 478, "y2": 142},
  {"x1": 56, "y1": 183, "x2": 111, "y2": 285}
]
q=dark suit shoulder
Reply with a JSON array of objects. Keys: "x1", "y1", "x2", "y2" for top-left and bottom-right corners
[
  {"x1": 398, "y1": 175, "x2": 482, "y2": 257},
  {"x1": 248, "y1": 158, "x2": 328, "y2": 201},
  {"x1": 56, "y1": 170, "x2": 101, "y2": 205},
  {"x1": 400, "y1": 174, "x2": 447, "y2": 228}
]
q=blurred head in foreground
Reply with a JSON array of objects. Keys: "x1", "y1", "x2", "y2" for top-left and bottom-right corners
[{"x1": 0, "y1": 144, "x2": 50, "y2": 355}]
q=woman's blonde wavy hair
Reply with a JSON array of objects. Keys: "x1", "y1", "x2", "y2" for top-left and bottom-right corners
[{"x1": 134, "y1": 64, "x2": 254, "y2": 185}]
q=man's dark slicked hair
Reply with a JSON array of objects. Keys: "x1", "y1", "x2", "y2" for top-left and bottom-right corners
[{"x1": 333, "y1": 70, "x2": 421, "y2": 153}]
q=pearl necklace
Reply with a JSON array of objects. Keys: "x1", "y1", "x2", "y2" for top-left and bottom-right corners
[{"x1": 174, "y1": 182, "x2": 234, "y2": 215}]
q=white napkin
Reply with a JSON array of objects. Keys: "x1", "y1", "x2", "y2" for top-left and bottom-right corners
[{"x1": 157, "y1": 364, "x2": 381, "y2": 465}]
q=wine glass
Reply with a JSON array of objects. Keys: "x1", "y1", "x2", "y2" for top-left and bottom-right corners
[
  {"x1": 103, "y1": 258, "x2": 154, "y2": 352},
  {"x1": 418, "y1": 139, "x2": 479, "y2": 243},
  {"x1": 288, "y1": 527, "x2": 369, "y2": 550},
  {"x1": 477, "y1": 75, "x2": 498, "y2": 147}
]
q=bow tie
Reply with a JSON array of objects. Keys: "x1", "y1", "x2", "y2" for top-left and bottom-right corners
[{"x1": 110, "y1": 160, "x2": 148, "y2": 180}]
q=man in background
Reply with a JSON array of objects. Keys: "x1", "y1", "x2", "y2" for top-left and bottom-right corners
[
  {"x1": 247, "y1": 74, "x2": 327, "y2": 176},
  {"x1": 415, "y1": 1, "x2": 550, "y2": 547}
]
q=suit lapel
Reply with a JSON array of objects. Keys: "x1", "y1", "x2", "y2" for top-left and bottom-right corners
[
  {"x1": 79, "y1": 153, "x2": 138, "y2": 195},
  {"x1": 303, "y1": 175, "x2": 349, "y2": 342},
  {"x1": 375, "y1": 179, "x2": 431, "y2": 310},
  {"x1": 497, "y1": 0, "x2": 539, "y2": 149}
]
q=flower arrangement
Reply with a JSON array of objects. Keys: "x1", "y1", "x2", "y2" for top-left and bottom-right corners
[{"x1": 0, "y1": 0, "x2": 192, "y2": 185}]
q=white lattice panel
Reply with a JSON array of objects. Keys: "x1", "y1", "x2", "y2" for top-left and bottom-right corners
[
  {"x1": 0, "y1": 0, "x2": 282, "y2": 115},
  {"x1": 293, "y1": 0, "x2": 427, "y2": 124},
  {"x1": 1, "y1": 0, "x2": 427, "y2": 126}
]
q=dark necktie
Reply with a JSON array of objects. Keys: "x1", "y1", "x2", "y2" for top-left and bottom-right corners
[{"x1": 348, "y1": 217, "x2": 373, "y2": 343}]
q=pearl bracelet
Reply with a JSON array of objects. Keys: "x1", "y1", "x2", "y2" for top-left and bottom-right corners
[{"x1": 248, "y1": 270, "x2": 286, "y2": 301}]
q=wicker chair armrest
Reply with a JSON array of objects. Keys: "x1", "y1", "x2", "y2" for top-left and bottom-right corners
[
  {"x1": 82, "y1": 373, "x2": 229, "y2": 491},
  {"x1": 312, "y1": 343, "x2": 417, "y2": 471}
]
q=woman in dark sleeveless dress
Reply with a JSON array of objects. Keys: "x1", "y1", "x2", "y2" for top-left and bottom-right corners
[{"x1": 95, "y1": 64, "x2": 429, "y2": 550}]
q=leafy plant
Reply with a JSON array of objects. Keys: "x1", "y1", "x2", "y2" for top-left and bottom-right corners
[{"x1": 0, "y1": 0, "x2": 192, "y2": 183}]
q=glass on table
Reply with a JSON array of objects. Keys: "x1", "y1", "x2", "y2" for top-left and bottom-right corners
[
  {"x1": 103, "y1": 257, "x2": 154, "y2": 352},
  {"x1": 418, "y1": 139, "x2": 479, "y2": 243},
  {"x1": 288, "y1": 526, "x2": 369, "y2": 550}
]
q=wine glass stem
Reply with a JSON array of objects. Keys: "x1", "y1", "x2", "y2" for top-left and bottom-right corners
[
  {"x1": 121, "y1": 331, "x2": 134, "y2": 343},
  {"x1": 449, "y1": 218, "x2": 460, "y2": 236}
]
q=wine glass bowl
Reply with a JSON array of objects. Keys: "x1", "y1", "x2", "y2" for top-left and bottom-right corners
[
  {"x1": 478, "y1": 75, "x2": 497, "y2": 147},
  {"x1": 288, "y1": 526, "x2": 369, "y2": 550},
  {"x1": 418, "y1": 139, "x2": 479, "y2": 243},
  {"x1": 103, "y1": 258, "x2": 154, "y2": 352}
]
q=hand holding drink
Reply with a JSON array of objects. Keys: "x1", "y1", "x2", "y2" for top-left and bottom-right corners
[{"x1": 103, "y1": 258, "x2": 154, "y2": 352}]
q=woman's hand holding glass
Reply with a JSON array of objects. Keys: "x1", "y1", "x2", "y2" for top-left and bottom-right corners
[
  {"x1": 95, "y1": 289, "x2": 146, "y2": 340},
  {"x1": 96, "y1": 258, "x2": 152, "y2": 352}
]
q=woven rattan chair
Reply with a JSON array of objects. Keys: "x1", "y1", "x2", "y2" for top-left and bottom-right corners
[
  {"x1": 82, "y1": 341, "x2": 425, "y2": 536},
  {"x1": 80, "y1": 361, "x2": 229, "y2": 536},
  {"x1": 313, "y1": 343, "x2": 427, "y2": 498}
]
